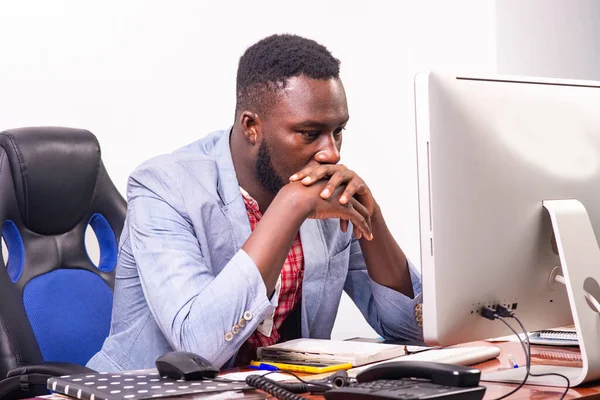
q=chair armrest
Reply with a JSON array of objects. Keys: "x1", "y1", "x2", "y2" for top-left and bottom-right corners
[
  {"x1": 7, "y1": 361, "x2": 95, "y2": 377},
  {"x1": 0, "y1": 362, "x2": 96, "y2": 400}
]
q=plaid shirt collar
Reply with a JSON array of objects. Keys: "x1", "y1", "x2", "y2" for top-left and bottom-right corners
[{"x1": 240, "y1": 187, "x2": 260, "y2": 215}]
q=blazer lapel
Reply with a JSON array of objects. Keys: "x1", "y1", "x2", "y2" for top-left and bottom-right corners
[
  {"x1": 299, "y1": 219, "x2": 328, "y2": 337},
  {"x1": 212, "y1": 128, "x2": 252, "y2": 250},
  {"x1": 212, "y1": 127, "x2": 330, "y2": 337}
]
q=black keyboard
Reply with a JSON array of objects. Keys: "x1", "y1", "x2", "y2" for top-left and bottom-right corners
[{"x1": 324, "y1": 378, "x2": 486, "y2": 400}]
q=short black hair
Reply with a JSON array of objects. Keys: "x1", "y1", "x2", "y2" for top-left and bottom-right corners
[{"x1": 235, "y1": 34, "x2": 341, "y2": 118}]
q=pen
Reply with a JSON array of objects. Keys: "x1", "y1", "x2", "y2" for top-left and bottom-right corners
[
  {"x1": 508, "y1": 354, "x2": 519, "y2": 369},
  {"x1": 248, "y1": 363, "x2": 279, "y2": 371}
]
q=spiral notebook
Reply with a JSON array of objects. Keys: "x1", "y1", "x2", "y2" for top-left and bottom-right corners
[
  {"x1": 529, "y1": 327, "x2": 578, "y2": 346},
  {"x1": 46, "y1": 370, "x2": 254, "y2": 400},
  {"x1": 538, "y1": 349, "x2": 582, "y2": 362}
]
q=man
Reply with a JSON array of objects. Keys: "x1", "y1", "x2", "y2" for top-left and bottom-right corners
[{"x1": 88, "y1": 34, "x2": 422, "y2": 372}]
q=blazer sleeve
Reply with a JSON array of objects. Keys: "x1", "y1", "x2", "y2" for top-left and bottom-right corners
[
  {"x1": 343, "y1": 237, "x2": 423, "y2": 342},
  {"x1": 126, "y1": 166, "x2": 277, "y2": 368}
]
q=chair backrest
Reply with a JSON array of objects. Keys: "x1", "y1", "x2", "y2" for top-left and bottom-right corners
[{"x1": 0, "y1": 127, "x2": 126, "y2": 378}]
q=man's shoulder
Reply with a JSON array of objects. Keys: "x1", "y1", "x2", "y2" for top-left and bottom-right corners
[
  {"x1": 134, "y1": 130, "x2": 224, "y2": 174},
  {"x1": 128, "y1": 130, "x2": 228, "y2": 201}
]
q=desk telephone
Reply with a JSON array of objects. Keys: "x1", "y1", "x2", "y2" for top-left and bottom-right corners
[
  {"x1": 324, "y1": 361, "x2": 486, "y2": 400},
  {"x1": 155, "y1": 351, "x2": 486, "y2": 400}
]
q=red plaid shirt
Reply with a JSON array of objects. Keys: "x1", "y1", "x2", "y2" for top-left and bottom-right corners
[{"x1": 241, "y1": 190, "x2": 304, "y2": 351}]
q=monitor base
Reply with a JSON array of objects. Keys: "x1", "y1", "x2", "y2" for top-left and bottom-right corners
[
  {"x1": 482, "y1": 365, "x2": 579, "y2": 387},
  {"x1": 485, "y1": 199, "x2": 600, "y2": 387}
]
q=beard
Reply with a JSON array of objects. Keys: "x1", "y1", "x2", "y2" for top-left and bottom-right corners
[{"x1": 256, "y1": 140, "x2": 287, "y2": 195}]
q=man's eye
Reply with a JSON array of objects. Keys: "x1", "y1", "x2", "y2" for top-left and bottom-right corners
[
  {"x1": 301, "y1": 130, "x2": 320, "y2": 138},
  {"x1": 334, "y1": 127, "x2": 346, "y2": 137}
]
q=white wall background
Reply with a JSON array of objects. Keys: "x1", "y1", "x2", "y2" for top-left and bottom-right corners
[
  {"x1": 0, "y1": 0, "x2": 496, "y2": 339},
  {"x1": 497, "y1": 0, "x2": 600, "y2": 81}
]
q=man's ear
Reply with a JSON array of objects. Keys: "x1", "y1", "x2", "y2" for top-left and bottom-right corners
[{"x1": 240, "y1": 111, "x2": 262, "y2": 145}]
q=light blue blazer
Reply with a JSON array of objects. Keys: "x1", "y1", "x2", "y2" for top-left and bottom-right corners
[{"x1": 87, "y1": 129, "x2": 423, "y2": 371}]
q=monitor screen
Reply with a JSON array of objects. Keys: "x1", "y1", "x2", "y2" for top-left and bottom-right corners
[
  {"x1": 414, "y1": 72, "x2": 600, "y2": 386},
  {"x1": 414, "y1": 72, "x2": 600, "y2": 345}
]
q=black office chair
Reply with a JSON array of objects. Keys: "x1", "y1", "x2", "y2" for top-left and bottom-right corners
[{"x1": 0, "y1": 127, "x2": 127, "y2": 399}]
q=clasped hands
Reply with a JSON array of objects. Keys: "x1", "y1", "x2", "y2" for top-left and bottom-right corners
[{"x1": 284, "y1": 164, "x2": 377, "y2": 240}]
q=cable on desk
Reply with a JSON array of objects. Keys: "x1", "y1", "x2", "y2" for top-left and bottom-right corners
[
  {"x1": 510, "y1": 313, "x2": 570, "y2": 400},
  {"x1": 482, "y1": 305, "x2": 570, "y2": 400},
  {"x1": 495, "y1": 305, "x2": 570, "y2": 399},
  {"x1": 221, "y1": 369, "x2": 346, "y2": 398},
  {"x1": 245, "y1": 374, "x2": 307, "y2": 400}
]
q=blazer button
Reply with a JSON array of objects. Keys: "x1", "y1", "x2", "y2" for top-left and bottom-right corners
[
  {"x1": 239, "y1": 318, "x2": 246, "y2": 328},
  {"x1": 225, "y1": 332, "x2": 234, "y2": 342},
  {"x1": 232, "y1": 325, "x2": 240, "y2": 334},
  {"x1": 415, "y1": 303, "x2": 422, "y2": 311},
  {"x1": 243, "y1": 311, "x2": 253, "y2": 321}
]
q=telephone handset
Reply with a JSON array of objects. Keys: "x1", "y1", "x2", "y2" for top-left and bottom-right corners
[
  {"x1": 324, "y1": 361, "x2": 486, "y2": 400},
  {"x1": 357, "y1": 361, "x2": 481, "y2": 386}
]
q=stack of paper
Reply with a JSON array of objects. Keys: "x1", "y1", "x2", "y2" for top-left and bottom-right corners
[{"x1": 257, "y1": 338, "x2": 406, "y2": 367}]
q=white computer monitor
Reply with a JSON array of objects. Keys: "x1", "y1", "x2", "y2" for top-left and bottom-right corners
[{"x1": 414, "y1": 72, "x2": 600, "y2": 387}]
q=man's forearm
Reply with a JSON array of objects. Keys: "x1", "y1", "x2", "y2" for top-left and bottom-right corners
[
  {"x1": 242, "y1": 187, "x2": 307, "y2": 295},
  {"x1": 359, "y1": 205, "x2": 414, "y2": 298}
]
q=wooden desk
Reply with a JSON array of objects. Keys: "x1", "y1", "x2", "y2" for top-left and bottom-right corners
[
  {"x1": 25, "y1": 341, "x2": 600, "y2": 400},
  {"x1": 469, "y1": 341, "x2": 599, "y2": 399},
  {"x1": 290, "y1": 341, "x2": 600, "y2": 400}
]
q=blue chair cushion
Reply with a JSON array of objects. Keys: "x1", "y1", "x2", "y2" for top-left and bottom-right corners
[{"x1": 23, "y1": 269, "x2": 113, "y2": 365}]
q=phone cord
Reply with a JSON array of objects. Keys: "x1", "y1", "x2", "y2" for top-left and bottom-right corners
[{"x1": 245, "y1": 375, "x2": 308, "y2": 399}]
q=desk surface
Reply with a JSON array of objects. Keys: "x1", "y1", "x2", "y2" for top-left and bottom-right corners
[
  {"x1": 462, "y1": 341, "x2": 594, "y2": 399},
  {"x1": 27, "y1": 341, "x2": 600, "y2": 400},
  {"x1": 296, "y1": 341, "x2": 600, "y2": 400}
]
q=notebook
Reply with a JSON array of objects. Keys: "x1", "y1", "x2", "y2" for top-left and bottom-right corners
[
  {"x1": 37, "y1": 392, "x2": 263, "y2": 400},
  {"x1": 537, "y1": 348, "x2": 582, "y2": 362},
  {"x1": 46, "y1": 370, "x2": 254, "y2": 400},
  {"x1": 529, "y1": 327, "x2": 578, "y2": 346},
  {"x1": 256, "y1": 338, "x2": 406, "y2": 367},
  {"x1": 487, "y1": 326, "x2": 579, "y2": 347}
]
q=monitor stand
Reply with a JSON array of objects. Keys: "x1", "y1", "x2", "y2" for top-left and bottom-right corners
[{"x1": 482, "y1": 199, "x2": 600, "y2": 387}]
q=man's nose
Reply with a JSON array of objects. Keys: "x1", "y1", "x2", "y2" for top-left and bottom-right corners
[{"x1": 315, "y1": 136, "x2": 341, "y2": 164}]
